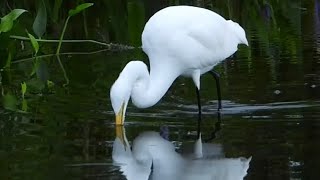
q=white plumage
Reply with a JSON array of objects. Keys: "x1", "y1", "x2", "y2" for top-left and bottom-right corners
[{"x1": 110, "y1": 6, "x2": 248, "y2": 125}]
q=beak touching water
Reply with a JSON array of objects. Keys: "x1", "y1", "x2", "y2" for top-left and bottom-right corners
[
  {"x1": 115, "y1": 103, "x2": 127, "y2": 147},
  {"x1": 115, "y1": 102, "x2": 125, "y2": 125}
]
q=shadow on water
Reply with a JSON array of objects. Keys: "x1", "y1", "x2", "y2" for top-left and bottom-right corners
[{"x1": 0, "y1": 0, "x2": 320, "y2": 179}]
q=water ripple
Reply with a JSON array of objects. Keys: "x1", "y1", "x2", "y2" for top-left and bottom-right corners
[{"x1": 102, "y1": 100, "x2": 320, "y2": 119}]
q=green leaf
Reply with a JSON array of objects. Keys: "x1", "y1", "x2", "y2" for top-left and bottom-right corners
[
  {"x1": 33, "y1": 0, "x2": 47, "y2": 38},
  {"x1": 68, "y1": 3, "x2": 93, "y2": 17},
  {"x1": 27, "y1": 33, "x2": 39, "y2": 54},
  {"x1": 21, "y1": 82, "x2": 27, "y2": 99},
  {"x1": 0, "y1": 9, "x2": 27, "y2": 33}
]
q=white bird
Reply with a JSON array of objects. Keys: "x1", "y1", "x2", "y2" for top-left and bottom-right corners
[
  {"x1": 112, "y1": 130, "x2": 252, "y2": 180},
  {"x1": 110, "y1": 5, "x2": 248, "y2": 125}
]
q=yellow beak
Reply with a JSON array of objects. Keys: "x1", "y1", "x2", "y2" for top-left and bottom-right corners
[{"x1": 115, "y1": 103, "x2": 125, "y2": 125}]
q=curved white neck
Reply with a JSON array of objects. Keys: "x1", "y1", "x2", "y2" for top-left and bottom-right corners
[{"x1": 130, "y1": 60, "x2": 179, "y2": 108}]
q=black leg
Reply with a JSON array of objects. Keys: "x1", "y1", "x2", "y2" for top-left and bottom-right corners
[
  {"x1": 209, "y1": 70, "x2": 222, "y2": 110},
  {"x1": 195, "y1": 87, "x2": 201, "y2": 139},
  {"x1": 205, "y1": 111, "x2": 222, "y2": 142}
]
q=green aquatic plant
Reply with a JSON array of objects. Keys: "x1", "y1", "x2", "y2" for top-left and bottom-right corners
[
  {"x1": 56, "y1": 3, "x2": 94, "y2": 54},
  {"x1": 0, "y1": 9, "x2": 27, "y2": 69},
  {"x1": 7, "y1": 2, "x2": 133, "y2": 59},
  {"x1": 27, "y1": 31, "x2": 41, "y2": 77},
  {"x1": 0, "y1": 9, "x2": 27, "y2": 34},
  {"x1": 27, "y1": 32, "x2": 39, "y2": 55}
]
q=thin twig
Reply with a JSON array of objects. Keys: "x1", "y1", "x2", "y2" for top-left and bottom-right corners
[
  {"x1": 11, "y1": 49, "x2": 109, "y2": 64},
  {"x1": 11, "y1": 35, "x2": 109, "y2": 46},
  {"x1": 10, "y1": 35, "x2": 135, "y2": 50}
]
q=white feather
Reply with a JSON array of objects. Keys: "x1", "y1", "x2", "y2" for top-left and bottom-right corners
[{"x1": 110, "y1": 6, "x2": 248, "y2": 120}]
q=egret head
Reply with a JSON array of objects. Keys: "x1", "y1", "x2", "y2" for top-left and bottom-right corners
[
  {"x1": 110, "y1": 61, "x2": 149, "y2": 125},
  {"x1": 110, "y1": 76, "x2": 131, "y2": 125},
  {"x1": 227, "y1": 20, "x2": 249, "y2": 46}
]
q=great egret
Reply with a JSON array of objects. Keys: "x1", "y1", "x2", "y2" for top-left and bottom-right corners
[
  {"x1": 112, "y1": 130, "x2": 252, "y2": 180},
  {"x1": 110, "y1": 5, "x2": 248, "y2": 125}
]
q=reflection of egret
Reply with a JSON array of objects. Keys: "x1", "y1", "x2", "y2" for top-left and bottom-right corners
[
  {"x1": 110, "y1": 6, "x2": 248, "y2": 125},
  {"x1": 112, "y1": 129, "x2": 251, "y2": 180},
  {"x1": 112, "y1": 128, "x2": 151, "y2": 180}
]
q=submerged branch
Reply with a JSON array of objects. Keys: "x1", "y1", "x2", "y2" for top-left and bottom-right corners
[{"x1": 10, "y1": 35, "x2": 135, "y2": 50}]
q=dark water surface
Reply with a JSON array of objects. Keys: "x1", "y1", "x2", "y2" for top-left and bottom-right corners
[{"x1": 1, "y1": 0, "x2": 320, "y2": 179}]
